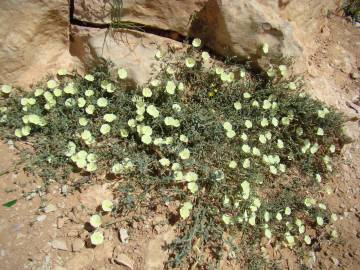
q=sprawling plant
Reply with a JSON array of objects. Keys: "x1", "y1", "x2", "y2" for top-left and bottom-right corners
[{"x1": 0, "y1": 39, "x2": 348, "y2": 268}]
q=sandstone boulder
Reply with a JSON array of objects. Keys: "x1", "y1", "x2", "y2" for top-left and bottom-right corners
[
  {"x1": 74, "y1": 0, "x2": 302, "y2": 64},
  {"x1": 0, "y1": 0, "x2": 81, "y2": 88},
  {"x1": 74, "y1": 0, "x2": 207, "y2": 35},
  {"x1": 70, "y1": 26, "x2": 183, "y2": 85},
  {"x1": 191, "y1": 0, "x2": 302, "y2": 62}
]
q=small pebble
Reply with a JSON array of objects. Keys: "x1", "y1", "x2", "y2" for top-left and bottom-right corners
[
  {"x1": 331, "y1": 257, "x2": 339, "y2": 266},
  {"x1": 350, "y1": 72, "x2": 359, "y2": 80},
  {"x1": 113, "y1": 253, "x2": 134, "y2": 270},
  {"x1": 51, "y1": 239, "x2": 68, "y2": 251},
  {"x1": 71, "y1": 238, "x2": 84, "y2": 252},
  {"x1": 61, "y1": 185, "x2": 68, "y2": 194},
  {"x1": 44, "y1": 204, "x2": 57, "y2": 213},
  {"x1": 36, "y1": 215, "x2": 47, "y2": 222},
  {"x1": 119, "y1": 228, "x2": 129, "y2": 243},
  {"x1": 26, "y1": 192, "x2": 36, "y2": 200},
  {"x1": 7, "y1": 140, "x2": 14, "y2": 146}
]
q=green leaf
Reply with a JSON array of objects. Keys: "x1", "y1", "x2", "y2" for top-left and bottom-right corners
[{"x1": 2, "y1": 199, "x2": 17, "y2": 208}]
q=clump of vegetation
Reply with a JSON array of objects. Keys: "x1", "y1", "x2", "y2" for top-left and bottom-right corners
[
  {"x1": 109, "y1": 0, "x2": 141, "y2": 30},
  {"x1": 343, "y1": 0, "x2": 360, "y2": 22},
  {"x1": 0, "y1": 39, "x2": 348, "y2": 268}
]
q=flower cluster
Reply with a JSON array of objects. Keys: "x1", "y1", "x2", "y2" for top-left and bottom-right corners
[
  {"x1": 0, "y1": 38, "x2": 347, "y2": 267},
  {"x1": 89, "y1": 199, "x2": 114, "y2": 245}
]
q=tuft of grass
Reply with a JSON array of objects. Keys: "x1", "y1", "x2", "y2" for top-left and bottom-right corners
[
  {"x1": 0, "y1": 41, "x2": 349, "y2": 268},
  {"x1": 110, "y1": 0, "x2": 123, "y2": 24},
  {"x1": 108, "y1": 0, "x2": 142, "y2": 30}
]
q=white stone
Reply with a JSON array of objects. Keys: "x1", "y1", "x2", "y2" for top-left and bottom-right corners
[{"x1": 51, "y1": 239, "x2": 68, "y2": 251}]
